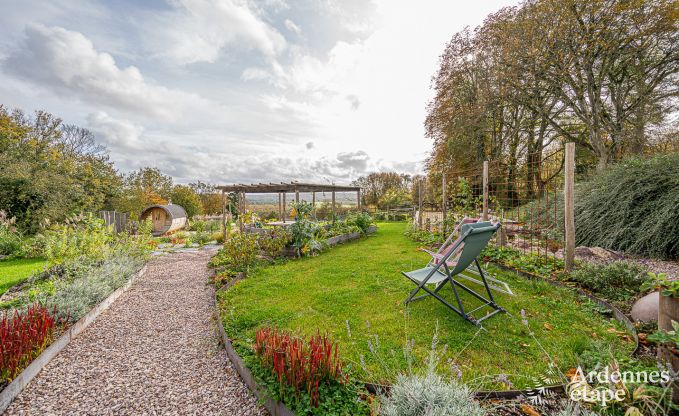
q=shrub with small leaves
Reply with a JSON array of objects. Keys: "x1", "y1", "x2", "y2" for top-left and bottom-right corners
[
  {"x1": 379, "y1": 372, "x2": 485, "y2": 416},
  {"x1": 566, "y1": 261, "x2": 647, "y2": 302},
  {"x1": 210, "y1": 232, "x2": 260, "y2": 273},
  {"x1": 258, "y1": 228, "x2": 291, "y2": 258}
]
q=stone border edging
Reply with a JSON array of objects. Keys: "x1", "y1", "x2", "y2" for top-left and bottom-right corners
[
  {"x1": 214, "y1": 278, "x2": 295, "y2": 416},
  {"x1": 0, "y1": 264, "x2": 148, "y2": 414}
]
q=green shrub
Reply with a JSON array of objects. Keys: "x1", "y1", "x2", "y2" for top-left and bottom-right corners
[
  {"x1": 39, "y1": 255, "x2": 143, "y2": 322},
  {"x1": 257, "y1": 228, "x2": 291, "y2": 258},
  {"x1": 346, "y1": 212, "x2": 373, "y2": 233},
  {"x1": 210, "y1": 232, "x2": 259, "y2": 272},
  {"x1": 566, "y1": 261, "x2": 647, "y2": 302},
  {"x1": 0, "y1": 211, "x2": 24, "y2": 257},
  {"x1": 36, "y1": 214, "x2": 112, "y2": 265},
  {"x1": 380, "y1": 373, "x2": 485, "y2": 416},
  {"x1": 482, "y1": 245, "x2": 564, "y2": 276},
  {"x1": 575, "y1": 154, "x2": 679, "y2": 259}
]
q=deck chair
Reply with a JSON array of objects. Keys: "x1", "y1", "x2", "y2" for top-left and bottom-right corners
[
  {"x1": 421, "y1": 218, "x2": 513, "y2": 296},
  {"x1": 402, "y1": 222, "x2": 507, "y2": 326}
]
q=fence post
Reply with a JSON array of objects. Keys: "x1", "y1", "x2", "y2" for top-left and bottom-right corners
[
  {"x1": 441, "y1": 174, "x2": 446, "y2": 236},
  {"x1": 418, "y1": 178, "x2": 423, "y2": 229},
  {"x1": 564, "y1": 142, "x2": 576, "y2": 271},
  {"x1": 221, "y1": 190, "x2": 227, "y2": 242},
  {"x1": 482, "y1": 161, "x2": 489, "y2": 221}
]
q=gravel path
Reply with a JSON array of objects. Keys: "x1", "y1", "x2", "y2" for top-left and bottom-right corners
[{"x1": 6, "y1": 250, "x2": 265, "y2": 415}]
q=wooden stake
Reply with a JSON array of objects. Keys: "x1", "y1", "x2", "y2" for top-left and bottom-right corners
[
  {"x1": 483, "y1": 161, "x2": 489, "y2": 221},
  {"x1": 221, "y1": 190, "x2": 227, "y2": 242},
  {"x1": 331, "y1": 190, "x2": 336, "y2": 223},
  {"x1": 564, "y1": 142, "x2": 576, "y2": 271},
  {"x1": 442, "y1": 174, "x2": 447, "y2": 236},
  {"x1": 418, "y1": 178, "x2": 423, "y2": 229}
]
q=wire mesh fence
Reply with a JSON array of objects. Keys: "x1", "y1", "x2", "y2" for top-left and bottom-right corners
[{"x1": 416, "y1": 143, "x2": 568, "y2": 266}]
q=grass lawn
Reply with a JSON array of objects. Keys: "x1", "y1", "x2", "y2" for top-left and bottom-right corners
[
  {"x1": 218, "y1": 222, "x2": 634, "y2": 389},
  {"x1": 0, "y1": 258, "x2": 47, "y2": 295}
]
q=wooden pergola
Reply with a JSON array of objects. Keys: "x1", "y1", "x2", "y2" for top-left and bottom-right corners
[{"x1": 216, "y1": 182, "x2": 362, "y2": 237}]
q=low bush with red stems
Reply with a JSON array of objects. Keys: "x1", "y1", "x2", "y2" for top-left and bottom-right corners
[
  {"x1": 251, "y1": 327, "x2": 367, "y2": 414},
  {"x1": 0, "y1": 304, "x2": 68, "y2": 383}
]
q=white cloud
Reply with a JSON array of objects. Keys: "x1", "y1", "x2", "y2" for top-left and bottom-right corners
[
  {"x1": 2, "y1": 24, "x2": 207, "y2": 120},
  {"x1": 148, "y1": 0, "x2": 287, "y2": 64},
  {"x1": 284, "y1": 19, "x2": 301, "y2": 34},
  {"x1": 87, "y1": 111, "x2": 144, "y2": 149}
]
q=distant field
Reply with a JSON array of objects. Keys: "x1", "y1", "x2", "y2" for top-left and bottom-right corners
[{"x1": 0, "y1": 258, "x2": 47, "y2": 295}]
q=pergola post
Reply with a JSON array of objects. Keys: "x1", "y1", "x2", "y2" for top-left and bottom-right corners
[
  {"x1": 278, "y1": 192, "x2": 282, "y2": 222},
  {"x1": 295, "y1": 190, "x2": 300, "y2": 203},
  {"x1": 282, "y1": 192, "x2": 287, "y2": 223},
  {"x1": 221, "y1": 189, "x2": 227, "y2": 242},
  {"x1": 357, "y1": 189, "x2": 361, "y2": 211},
  {"x1": 238, "y1": 192, "x2": 244, "y2": 232},
  {"x1": 312, "y1": 192, "x2": 316, "y2": 219},
  {"x1": 331, "y1": 190, "x2": 336, "y2": 223}
]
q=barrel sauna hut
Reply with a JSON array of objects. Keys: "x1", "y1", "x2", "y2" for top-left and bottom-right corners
[{"x1": 139, "y1": 204, "x2": 188, "y2": 236}]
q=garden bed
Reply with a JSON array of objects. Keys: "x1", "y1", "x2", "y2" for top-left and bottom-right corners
[
  {"x1": 218, "y1": 222, "x2": 635, "y2": 392},
  {"x1": 281, "y1": 224, "x2": 377, "y2": 257},
  {"x1": 0, "y1": 264, "x2": 147, "y2": 413}
]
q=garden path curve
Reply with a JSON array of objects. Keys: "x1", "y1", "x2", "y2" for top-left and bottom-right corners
[{"x1": 5, "y1": 250, "x2": 265, "y2": 415}]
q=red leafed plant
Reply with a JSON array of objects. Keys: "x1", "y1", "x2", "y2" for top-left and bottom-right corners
[
  {"x1": 253, "y1": 327, "x2": 348, "y2": 407},
  {"x1": 0, "y1": 304, "x2": 68, "y2": 381}
]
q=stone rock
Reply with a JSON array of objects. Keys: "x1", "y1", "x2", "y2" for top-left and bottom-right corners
[{"x1": 631, "y1": 291, "x2": 659, "y2": 322}]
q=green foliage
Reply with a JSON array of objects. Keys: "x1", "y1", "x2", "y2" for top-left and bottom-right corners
[
  {"x1": 380, "y1": 372, "x2": 485, "y2": 416},
  {"x1": 290, "y1": 201, "x2": 314, "y2": 219},
  {"x1": 481, "y1": 245, "x2": 564, "y2": 276},
  {"x1": 170, "y1": 185, "x2": 203, "y2": 218},
  {"x1": 0, "y1": 211, "x2": 24, "y2": 257},
  {"x1": 346, "y1": 212, "x2": 373, "y2": 234},
  {"x1": 290, "y1": 220, "x2": 326, "y2": 257},
  {"x1": 378, "y1": 188, "x2": 411, "y2": 209},
  {"x1": 0, "y1": 107, "x2": 122, "y2": 234},
  {"x1": 575, "y1": 154, "x2": 679, "y2": 259},
  {"x1": 39, "y1": 255, "x2": 143, "y2": 322},
  {"x1": 210, "y1": 232, "x2": 259, "y2": 273},
  {"x1": 647, "y1": 320, "x2": 679, "y2": 348},
  {"x1": 236, "y1": 341, "x2": 368, "y2": 415},
  {"x1": 258, "y1": 228, "x2": 291, "y2": 258},
  {"x1": 34, "y1": 215, "x2": 153, "y2": 267},
  {"x1": 220, "y1": 223, "x2": 633, "y2": 389},
  {"x1": 404, "y1": 222, "x2": 443, "y2": 246},
  {"x1": 288, "y1": 201, "x2": 325, "y2": 257},
  {"x1": 113, "y1": 167, "x2": 173, "y2": 219},
  {"x1": 380, "y1": 329, "x2": 485, "y2": 416},
  {"x1": 641, "y1": 272, "x2": 679, "y2": 298},
  {"x1": 36, "y1": 214, "x2": 112, "y2": 265},
  {"x1": 566, "y1": 261, "x2": 647, "y2": 302}
]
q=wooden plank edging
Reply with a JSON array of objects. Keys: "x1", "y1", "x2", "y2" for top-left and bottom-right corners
[{"x1": 0, "y1": 264, "x2": 148, "y2": 414}]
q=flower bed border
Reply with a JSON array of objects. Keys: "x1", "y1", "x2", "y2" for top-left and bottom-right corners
[
  {"x1": 282, "y1": 224, "x2": 377, "y2": 257},
  {"x1": 0, "y1": 264, "x2": 148, "y2": 413}
]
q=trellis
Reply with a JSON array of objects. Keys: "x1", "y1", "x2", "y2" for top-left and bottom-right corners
[{"x1": 216, "y1": 182, "x2": 362, "y2": 238}]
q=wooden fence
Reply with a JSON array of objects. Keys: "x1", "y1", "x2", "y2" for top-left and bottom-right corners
[{"x1": 99, "y1": 211, "x2": 128, "y2": 233}]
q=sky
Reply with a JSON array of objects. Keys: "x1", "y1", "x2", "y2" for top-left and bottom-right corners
[{"x1": 0, "y1": 0, "x2": 517, "y2": 185}]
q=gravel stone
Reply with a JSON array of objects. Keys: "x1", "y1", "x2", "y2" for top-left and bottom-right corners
[{"x1": 6, "y1": 250, "x2": 266, "y2": 415}]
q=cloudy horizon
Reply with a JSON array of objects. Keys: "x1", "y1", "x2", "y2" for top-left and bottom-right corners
[{"x1": 0, "y1": 0, "x2": 516, "y2": 185}]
